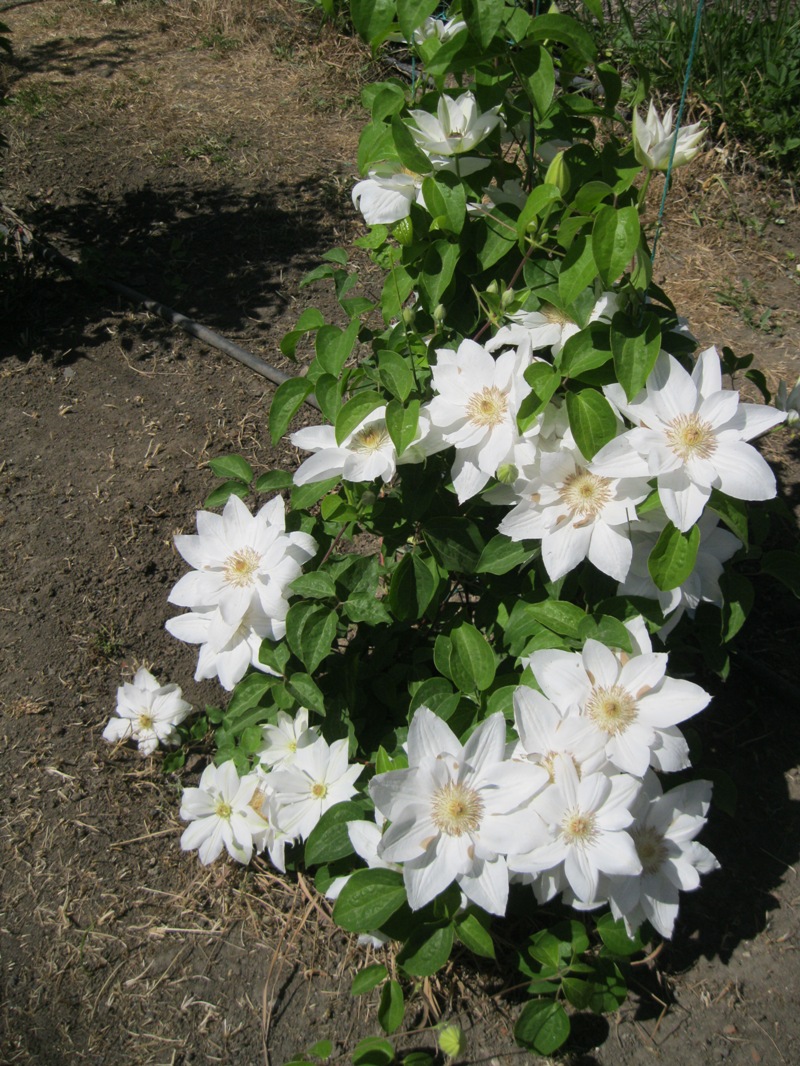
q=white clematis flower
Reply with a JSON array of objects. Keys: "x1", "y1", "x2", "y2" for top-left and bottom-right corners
[
  {"x1": 776, "y1": 376, "x2": 800, "y2": 426},
  {"x1": 425, "y1": 338, "x2": 530, "y2": 502},
  {"x1": 527, "y1": 628, "x2": 711, "y2": 777},
  {"x1": 632, "y1": 101, "x2": 704, "y2": 171},
  {"x1": 103, "y1": 667, "x2": 192, "y2": 755},
  {"x1": 268, "y1": 734, "x2": 363, "y2": 841},
  {"x1": 169, "y1": 494, "x2": 317, "y2": 630},
  {"x1": 486, "y1": 293, "x2": 620, "y2": 359},
  {"x1": 604, "y1": 772, "x2": 719, "y2": 938},
  {"x1": 352, "y1": 164, "x2": 426, "y2": 225},
  {"x1": 258, "y1": 707, "x2": 320, "y2": 770},
  {"x1": 291, "y1": 407, "x2": 410, "y2": 486},
  {"x1": 619, "y1": 508, "x2": 743, "y2": 638},
  {"x1": 509, "y1": 756, "x2": 642, "y2": 906},
  {"x1": 370, "y1": 707, "x2": 548, "y2": 915},
  {"x1": 591, "y1": 347, "x2": 786, "y2": 531},
  {"x1": 497, "y1": 444, "x2": 651, "y2": 582},
  {"x1": 511, "y1": 685, "x2": 608, "y2": 778},
  {"x1": 413, "y1": 15, "x2": 466, "y2": 44},
  {"x1": 180, "y1": 761, "x2": 269, "y2": 866},
  {"x1": 166, "y1": 601, "x2": 280, "y2": 691},
  {"x1": 408, "y1": 90, "x2": 503, "y2": 157}
]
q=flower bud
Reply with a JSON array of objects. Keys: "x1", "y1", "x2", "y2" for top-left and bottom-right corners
[
  {"x1": 496, "y1": 463, "x2": 518, "y2": 485},
  {"x1": 485, "y1": 279, "x2": 500, "y2": 295},
  {"x1": 433, "y1": 303, "x2": 446, "y2": 324},
  {"x1": 544, "y1": 150, "x2": 570, "y2": 195},
  {"x1": 402, "y1": 306, "x2": 416, "y2": 327},
  {"x1": 501, "y1": 288, "x2": 515, "y2": 309},
  {"x1": 438, "y1": 1024, "x2": 466, "y2": 1060}
]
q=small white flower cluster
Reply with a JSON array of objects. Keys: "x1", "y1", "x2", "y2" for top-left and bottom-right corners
[
  {"x1": 103, "y1": 666, "x2": 192, "y2": 755},
  {"x1": 368, "y1": 618, "x2": 718, "y2": 939},
  {"x1": 178, "y1": 709, "x2": 362, "y2": 870},
  {"x1": 165, "y1": 494, "x2": 317, "y2": 690}
]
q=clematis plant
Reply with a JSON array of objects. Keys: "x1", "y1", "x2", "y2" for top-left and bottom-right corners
[{"x1": 140, "y1": 0, "x2": 800, "y2": 1057}]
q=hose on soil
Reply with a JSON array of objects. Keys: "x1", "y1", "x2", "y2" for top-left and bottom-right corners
[{"x1": 0, "y1": 204, "x2": 320, "y2": 410}]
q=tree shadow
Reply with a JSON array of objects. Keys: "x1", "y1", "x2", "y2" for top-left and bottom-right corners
[{"x1": 1, "y1": 175, "x2": 353, "y2": 362}]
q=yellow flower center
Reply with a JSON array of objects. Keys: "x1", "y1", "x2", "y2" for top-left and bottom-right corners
[
  {"x1": 311, "y1": 782, "x2": 328, "y2": 800},
  {"x1": 558, "y1": 468, "x2": 613, "y2": 519},
  {"x1": 248, "y1": 787, "x2": 268, "y2": 817},
  {"x1": 351, "y1": 424, "x2": 391, "y2": 454},
  {"x1": 223, "y1": 546, "x2": 261, "y2": 588},
  {"x1": 466, "y1": 386, "x2": 508, "y2": 428},
  {"x1": 665, "y1": 413, "x2": 717, "y2": 462},
  {"x1": 137, "y1": 712, "x2": 155, "y2": 731},
  {"x1": 431, "y1": 781, "x2": 484, "y2": 837},
  {"x1": 214, "y1": 798, "x2": 233, "y2": 820},
  {"x1": 586, "y1": 684, "x2": 638, "y2": 735},
  {"x1": 633, "y1": 825, "x2": 668, "y2": 875},
  {"x1": 561, "y1": 808, "x2": 598, "y2": 845},
  {"x1": 543, "y1": 304, "x2": 574, "y2": 327}
]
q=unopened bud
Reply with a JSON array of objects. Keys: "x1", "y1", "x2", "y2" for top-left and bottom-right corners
[
  {"x1": 402, "y1": 306, "x2": 416, "y2": 327},
  {"x1": 437, "y1": 1025, "x2": 466, "y2": 1061},
  {"x1": 496, "y1": 463, "x2": 518, "y2": 485},
  {"x1": 485, "y1": 279, "x2": 500, "y2": 295},
  {"x1": 501, "y1": 288, "x2": 515, "y2": 309},
  {"x1": 433, "y1": 303, "x2": 446, "y2": 324},
  {"x1": 544, "y1": 150, "x2": 570, "y2": 196}
]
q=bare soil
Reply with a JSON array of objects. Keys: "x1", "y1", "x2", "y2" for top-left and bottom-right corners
[{"x1": 1, "y1": 3, "x2": 799, "y2": 1065}]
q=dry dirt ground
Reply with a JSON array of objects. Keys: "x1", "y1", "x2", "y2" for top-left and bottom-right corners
[{"x1": 1, "y1": 2, "x2": 799, "y2": 1065}]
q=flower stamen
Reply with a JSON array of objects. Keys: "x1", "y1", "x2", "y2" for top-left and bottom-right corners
[
  {"x1": 586, "y1": 684, "x2": 638, "y2": 735},
  {"x1": 466, "y1": 386, "x2": 508, "y2": 428},
  {"x1": 665, "y1": 413, "x2": 717, "y2": 462},
  {"x1": 431, "y1": 781, "x2": 484, "y2": 836},
  {"x1": 558, "y1": 468, "x2": 613, "y2": 519},
  {"x1": 633, "y1": 825, "x2": 668, "y2": 874},
  {"x1": 223, "y1": 546, "x2": 261, "y2": 588},
  {"x1": 351, "y1": 425, "x2": 392, "y2": 454},
  {"x1": 561, "y1": 807, "x2": 598, "y2": 846}
]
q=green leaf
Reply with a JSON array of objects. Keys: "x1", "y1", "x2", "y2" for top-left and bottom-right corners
[
  {"x1": 333, "y1": 868, "x2": 407, "y2": 933},
  {"x1": 285, "y1": 672, "x2": 326, "y2": 713},
  {"x1": 514, "y1": 1000, "x2": 570, "y2": 1055},
  {"x1": 476, "y1": 534, "x2": 536, "y2": 575},
  {"x1": 566, "y1": 388, "x2": 617, "y2": 460},
  {"x1": 462, "y1": 0, "x2": 504, "y2": 48},
  {"x1": 391, "y1": 113, "x2": 432, "y2": 174},
  {"x1": 596, "y1": 913, "x2": 643, "y2": 956},
  {"x1": 388, "y1": 551, "x2": 439, "y2": 620},
  {"x1": 315, "y1": 373, "x2": 344, "y2": 425},
  {"x1": 592, "y1": 205, "x2": 640, "y2": 285},
  {"x1": 317, "y1": 318, "x2": 360, "y2": 378},
  {"x1": 396, "y1": 0, "x2": 438, "y2": 41},
  {"x1": 761, "y1": 549, "x2": 800, "y2": 596},
  {"x1": 291, "y1": 476, "x2": 340, "y2": 511},
  {"x1": 558, "y1": 234, "x2": 597, "y2": 305},
  {"x1": 423, "y1": 517, "x2": 484, "y2": 573},
  {"x1": 647, "y1": 522, "x2": 701, "y2": 592},
  {"x1": 719, "y1": 571, "x2": 754, "y2": 641},
  {"x1": 255, "y1": 470, "x2": 294, "y2": 493},
  {"x1": 422, "y1": 171, "x2": 466, "y2": 235},
  {"x1": 517, "y1": 184, "x2": 561, "y2": 242},
  {"x1": 419, "y1": 240, "x2": 460, "y2": 307},
  {"x1": 527, "y1": 599, "x2": 586, "y2": 637},
  {"x1": 351, "y1": 964, "x2": 388, "y2": 996},
  {"x1": 208, "y1": 454, "x2": 253, "y2": 484},
  {"x1": 335, "y1": 391, "x2": 385, "y2": 445},
  {"x1": 204, "y1": 481, "x2": 249, "y2": 508},
  {"x1": 290, "y1": 572, "x2": 337, "y2": 600},
  {"x1": 455, "y1": 911, "x2": 495, "y2": 958},
  {"x1": 451, "y1": 622, "x2": 496, "y2": 691},
  {"x1": 378, "y1": 349, "x2": 414, "y2": 402},
  {"x1": 269, "y1": 377, "x2": 314, "y2": 444},
  {"x1": 527, "y1": 12, "x2": 597, "y2": 62},
  {"x1": 611, "y1": 310, "x2": 661, "y2": 401},
  {"x1": 344, "y1": 592, "x2": 392, "y2": 626},
  {"x1": 558, "y1": 323, "x2": 612, "y2": 378},
  {"x1": 358, "y1": 121, "x2": 396, "y2": 176},
  {"x1": 397, "y1": 923, "x2": 454, "y2": 977},
  {"x1": 577, "y1": 613, "x2": 633, "y2": 652},
  {"x1": 708, "y1": 490, "x2": 749, "y2": 549},
  {"x1": 280, "y1": 307, "x2": 326, "y2": 359},
  {"x1": 258, "y1": 639, "x2": 290, "y2": 675},
  {"x1": 306, "y1": 1039, "x2": 333, "y2": 1061},
  {"x1": 386, "y1": 399, "x2": 420, "y2": 457},
  {"x1": 352, "y1": 1036, "x2": 395, "y2": 1066},
  {"x1": 226, "y1": 671, "x2": 277, "y2": 719},
  {"x1": 285, "y1": 602, "x2": 338, "y2": 674},
  {"x1": 378, "y1": 980, "x2": 405, "y2": 1035},
  {"x1": 350, "y1": 0, "x2": 396, "y2": 47},
  {"x1": 434, "y1": 634, "x2": 475, "y2": 695},
  {"x1": 321, "y1": 493, "x2": 358, "y2": 523},
  {"x1": 304, "y1": 802, "x2": 364, "y2": 866},
  {"x1": 513, "y1": 43, "x2": 555, "y2": 120},
  {"x1": 381, "y1": 263, "x2": 415, "y2": 322},
  {"x1": 518, "y1": 363, "x2": 561, "y2": 430}
]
